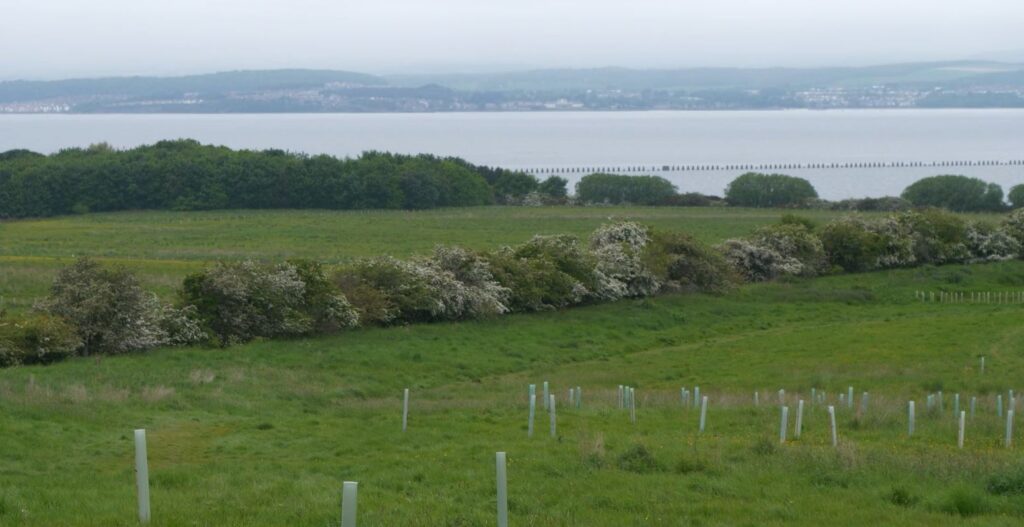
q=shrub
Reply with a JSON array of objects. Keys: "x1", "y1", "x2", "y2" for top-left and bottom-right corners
[
  {"x1": 819, "y1": 217, "x2": 885, "y2": 272},
  {"x1": 1003, "y1": 208, "x2": 1024, "y2": 250},
  {"x1": 423, "y1": 245, "x2": 510, "y2": 319},
  {"x1": 897, "y1": 209, "x2": 970, "y2": 265},
  {"x1": 289, "y1": 259, "x2": 361, "y2": 333},
  {"x1": 751, "y1": 223, "x2": 827, "y2": 277},
  {"x1": 901, "y1": 175, "x2": 1005, "y2": 212},
  {"x1": 590, "y1": 222, "x2": 661, "y2": 297},
  {"x1": 484, "y1": 248, "x2": 585, "y2": 312},
  {"x1": 644, "y1": 230, "x2": 734, "y2": 293},
  {"x1": 335, "y1": 248, "x2": 508, "y2": 324},
  {"x1": 37, "y1": 258, "x2": 202, "y2": 355},
  {"x1": 576, "y1": 173, "x2": 677, "y2": 205},
  {"x1": 182, "y1": 260, "x2": 356, "y2": 345},
  {"x1": 659, "y1": 192, "x2": 721, "y2": 207},
  {"x1": 514, "y1": 234, "x2": 616, "y2": 302},
  {"x1": 965, "y1": 222, "x2": 1020, "y2": 262},
  {"x1": 334, "y1": 257, "x2": 438, "y2": 325},
  {"x1": 0, "y1": 313, "x2": 81, "y2": 367},
  {"x1": 716, "y1": 239, "x2": 804, "y2": 282},
  {"x1": 724, "y1": 172, "x2": 818, "y2": 208},
  {"x1": 831, "y1": 196, "x2": 911, "y2": 212},
  {"x1": 779, "y1": 214, "x2": 817, "y2": 230}
]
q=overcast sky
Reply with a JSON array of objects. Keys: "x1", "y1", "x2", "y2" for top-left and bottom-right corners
[{"x1": 3, "y1": 0, "x2": 1023, "y2": 80}]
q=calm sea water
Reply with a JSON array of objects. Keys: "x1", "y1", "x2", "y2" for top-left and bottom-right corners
[{"x1": 1, "y1": 110, "x2": 1022, "y2": 200}]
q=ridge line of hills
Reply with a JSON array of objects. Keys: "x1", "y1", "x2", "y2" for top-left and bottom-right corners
[{"x1": 3, "y1": 61, "x2": 1024, "y2": 112}]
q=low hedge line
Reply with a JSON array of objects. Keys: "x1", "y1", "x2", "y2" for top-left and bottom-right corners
[{"x1": 3, "y1": 208, "x2": 1023, "y2": 366}]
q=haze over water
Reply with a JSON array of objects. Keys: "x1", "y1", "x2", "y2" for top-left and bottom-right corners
[{"x1": 2, "y1": 109, "x2": 1021, "y2": 200}]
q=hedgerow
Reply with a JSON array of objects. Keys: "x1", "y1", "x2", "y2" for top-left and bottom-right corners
[{"x1": 7, "y1": 210, "x2": 1022, "y2": 367}]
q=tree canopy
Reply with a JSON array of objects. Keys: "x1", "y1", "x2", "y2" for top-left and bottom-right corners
[
  {"x1": 724, "y1": 172, "x2": 818, "y2": 208},
  {"x1": 901, "y1": 175, "x2": 1005, "y2": 212},
  {"x1": 575, "y1": 173, "x2": 677, "y2": 205}
]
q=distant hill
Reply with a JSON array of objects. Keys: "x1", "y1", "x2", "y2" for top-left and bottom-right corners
[
  {"x1": 2, "y1": 62, "x2": 1023, "y2": 112},
  {"x1": 0, "y1": 69, "x2": 386, "y2": 104},
  {"x1": 385, "y1": 61, "x2": 1024, "y2": 91}
]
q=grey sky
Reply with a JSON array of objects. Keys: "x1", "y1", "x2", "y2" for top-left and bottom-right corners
[{"x1": 3, "y1": 0, "x2": 1022, "y2": 80}]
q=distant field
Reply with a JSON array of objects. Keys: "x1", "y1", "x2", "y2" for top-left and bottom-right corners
[
  {"x1": 0, "y1": 205, "x2": 954, "y2": 312},
  {"x1": 2, "y1": 260, "x2": 1024, "y2": 525}
]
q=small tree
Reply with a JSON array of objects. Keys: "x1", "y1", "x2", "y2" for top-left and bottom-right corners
[
  {"x1": 1009, "y1": 184, "x2": 1024, "y2": 210},
  {"x1": 901, "y1": 175, "x2": 1005, "y2": 212},
  {"x1": 725, "y1": 173, "x2": 818, "y2": 208}
]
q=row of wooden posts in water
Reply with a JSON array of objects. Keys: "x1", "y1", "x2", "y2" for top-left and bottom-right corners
[
  {"x1": 524, "y1": 159, "x2": 1024, "y2": 175},
  {"x1": 130, "y1": 369, "x2": 1013, "y2": 526},
  {"x1": 917, "y1": 290, "x2": 1024, "y2": 304}
]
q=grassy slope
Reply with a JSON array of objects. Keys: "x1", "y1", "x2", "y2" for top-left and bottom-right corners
[
  {"x1": 0, "y1": 206, "x2": 1004, "y2": 314},
  {"x1": 2, "y1": 258, "x2": 1024, "y2": 525}
]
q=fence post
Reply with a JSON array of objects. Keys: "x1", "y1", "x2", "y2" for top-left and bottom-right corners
[
  {"x1": 828, "y1": 406, "x2": 837, "y2": 447},
  {"x1": 958, "y1": 411, "x2": 966, "y2": 449},
  {"x1": 134, "y1": 429, "x2": 151, "y2": 524},
  {"x1": 908, "y1": 401, "x2": 915, "y2": 436},
  {"x1": 341, "y1": 481, "x2": 357, "y2": 527},
  {"x1": 699, "y1": 396, "x2": 709, "y2": 433},
  {"x1": 550, "y1": 395, "x2": 557, "y2": 437},
  {"x1": 779, "y1": 406, "x2": 789, "y2": 444},
  {"x1": 496, "y1": 452, "x2": 508, "y2": 527},
  {"x1": 795, "y1": 400, "x2": 804, "y2": 439},
  {"x1": 1007, "y1": 410, "x2": 1015, "y2": 449},
  {"x1": 402, "y1": 388, "x2": 410, "y2": 432},
  {"x1": 528, "y1": 394, "x2": 536, "y2": 437}
]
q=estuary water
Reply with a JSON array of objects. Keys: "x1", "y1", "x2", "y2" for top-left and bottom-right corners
[{"x1": 1, "y1": 109, "x2": 1021, "y2": 200}]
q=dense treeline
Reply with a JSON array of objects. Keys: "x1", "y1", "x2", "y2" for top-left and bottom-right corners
[
  {"x1": 0, "y1": 141, "x2": 1018, "y2": 217},
  {"x1": 0, "y1": 140, "x2": 567, "y2": 218},
  {"x1": 4, "y1": 208, "x2": 1024, "y2": 367}
]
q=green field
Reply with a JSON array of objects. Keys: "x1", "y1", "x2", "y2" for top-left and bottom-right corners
[
  {"x1": 2, "y1": 207, "x2": 1024, "y2": 526},
  {"x1": 0, "y1": 206, "x2": 840, "y2": 313},
  {"x1": 0, "y1": 206, "x2": 1004, "y2": 314}
]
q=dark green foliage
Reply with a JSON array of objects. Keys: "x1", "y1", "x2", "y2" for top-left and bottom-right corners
[
  {"x1": 831, "y1": 196, "x2": 911, "y2": 212},
  {"x1": 888, "y1": 487, "x2": 918, "y2": 507},
  {"x1": 644, "y1": 230, "x2": 734, "y2": 293},
  {"x1": 538, "y1": 176, "x2": 569, "y2": 200},
  {"x1": 332, "y1": 257, "x2": 441, "y2": 325},
  {"x1": 724, "y1": 172, "x2": 818, "y2": 208},
  {"x1": 0, "y1": 141, "x2": 500, "y2": 218},
  {"x1": 0, "y1": 313, "x2": 80, "y2": 367},
  {"x1": 819, "y1": 219, "x2": 885, "y2": 272},
  {"x1": 986, "y1": 464, "x2": 1024, "y2": 495},
  {"x1": 181, "y1": 260, "x2": 357, "y2": 346},
  {"x1": 660, "y1": 192, "x2": 722, "y2": 207},
  {"x1": 35, "y1": 258, "x2": 196, "y2": 355},
  {"x1": 483, "y1": 249, "x2": 582, "y2": 312},
  {"x1": 902, "y1": 209, "x2": 969, "y2": 264},
  {"x1": 615, "y1": 444, "x2": 664, "y2": 473},
  {"x1": 575, "y1": 173, "x2": 677, "y2": 205},
  {"x1": 1009, "y1": 184, "x2": 1024, "y2": 209},
  {"x1": 901, "y1": 175, "x2": 1005, "y2": 212},
  {"x1": 490, "y1": 170, "x2": 539, "y2": 204},
  {"x1": 780, "y1": 214, "x2": 817, "y2": 230},
  {"x1": 935, "y1": 486, "x2": 987, "y2": 517}
]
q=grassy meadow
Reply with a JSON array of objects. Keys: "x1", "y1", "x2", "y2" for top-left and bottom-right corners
[
  {"x1": 1, "y1": 207, "x2": 1024, "y2": 525},
  {"x1": 0, "y1": 205, "x2": 914, "y2": 313}
]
